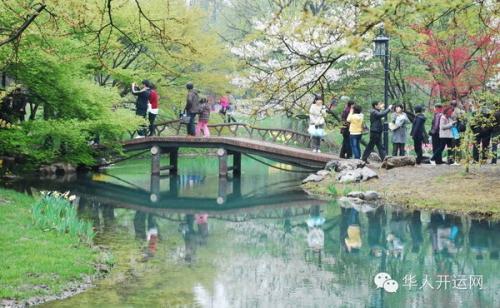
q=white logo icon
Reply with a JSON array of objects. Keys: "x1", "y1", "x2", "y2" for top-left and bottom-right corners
[
  {"x1": 374, "y1": 272, "x2": 391, "y2": 288},
  {"x1": 383, "y1": 279, "x2": 399, "y2": 293},
  {"x1": 374, "y1": 272, "x2": 399, "y2": 293}
]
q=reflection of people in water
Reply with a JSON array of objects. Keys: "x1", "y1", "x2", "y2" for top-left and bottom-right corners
[
  {"x1": 490, "y1": 222, "x2": 500, "y2": 260},
  {"x1": 386, "y1": 212, "x2": 407, "y2": 259},
  {"x1": 367, "y1": 207, "x2": 385, "y2": 257},
  {"x1": 134, "y1": 211, "x2": 147, "y2": 240},
  {"x1": 180, "y1": 214, "x2": 197, "y2": 263},
  {"x1": 133, "y1": 211, "x2": 160, "y2": 260},
  {"x1": 409, "y1": 211, "x2": 423, "y2": 253},
  {"x1": 469, "y1": 219, "x2": 490, "y2": 260},
  {"x1": 283, "y1": 208, "x2": 293, "y2": 234},
  {"x1": 306, "y1": 206, "x2": 325, "y2": 265},
  {"x1": 429, "y1": 213, "x2": 462, "y2": 257},
  {"x1": 179, "y1": 175, "x2": 206, "y2": 189},
  {"x1": 196, "y1": 213, "x2": 209, "y2": 246},
  {"x1": 341, "y1": 207, "x2": 361, "y2": 253},
  {"x1": 145, "y1": 216, "x2": 159, "y2": 259}
]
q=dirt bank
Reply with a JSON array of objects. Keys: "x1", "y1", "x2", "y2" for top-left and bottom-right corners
[{"x1": 303, "y1": 163, "x2": 500, "y2": 219}]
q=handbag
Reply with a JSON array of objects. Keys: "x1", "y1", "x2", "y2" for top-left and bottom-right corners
[
  {"x1": 451, "y1": 126, "x2": 460, "y2": 139},
  {"x1": 180, "y1": 113, "x2": 191, "y2": 124},
  {"x1": 308, "y1": 125, "x2": 325, "y2": 137}
]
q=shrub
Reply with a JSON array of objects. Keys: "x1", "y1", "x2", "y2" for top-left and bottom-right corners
[
  {"x1": 327, "y1": 184, "x2": 338, "y2": 196},
  {"x1": 32, "y1": 191, "x2": 95, "y2": 244}
]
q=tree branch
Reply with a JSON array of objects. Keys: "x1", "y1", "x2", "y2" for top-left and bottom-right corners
[{"x1": 0, "y1": 4, "x2": 46, "y2": 47}]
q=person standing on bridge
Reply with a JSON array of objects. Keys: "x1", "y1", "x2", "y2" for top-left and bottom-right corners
[
  {"x1": 219, "y1": 91, "x2": 230, "y2": 121},
  {"x1": 147, "y1": 83, "x2": 159, "y2": 136},
  {"x1": 131, "y1": 80, "x2": 151, "y2": 138},
  {"x1": 308, "y1": 96, "x2": 327, "y2": 153},
  {"x1": 196, "y1": 98, "x2": 211, "y2": 137},
  {"x1": 184, "y1": 82, "x2": 200, "y2": 136}
]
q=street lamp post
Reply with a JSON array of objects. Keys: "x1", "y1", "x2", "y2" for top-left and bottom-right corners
[{"x1": 373, "y1": 28, "x2": 390, "y2": 154}]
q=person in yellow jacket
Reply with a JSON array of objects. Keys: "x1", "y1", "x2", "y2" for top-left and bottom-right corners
[{"x1": 347, "y1": 105, "x2": 364, "y2": 159}]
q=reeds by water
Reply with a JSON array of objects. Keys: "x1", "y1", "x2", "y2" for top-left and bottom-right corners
[{"x1": 32, "y1": 191, "x2": 95, "y2": 244}]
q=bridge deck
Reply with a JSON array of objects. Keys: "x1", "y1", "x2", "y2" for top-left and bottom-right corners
[{"x1": 123, "y1": 136, "x2": 336, "y2": 169}]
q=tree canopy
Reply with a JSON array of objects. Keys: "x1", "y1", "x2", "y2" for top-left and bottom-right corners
[{"x1": 0, "y1": 0, "x2": 498, "y2": 168}]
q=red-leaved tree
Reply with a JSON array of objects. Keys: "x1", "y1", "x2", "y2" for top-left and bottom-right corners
[{"x1": 410, "y1": 26, "x2": 499, "y2": 103}]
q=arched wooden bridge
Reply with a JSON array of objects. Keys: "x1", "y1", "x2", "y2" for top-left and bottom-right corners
[
  {"x1": 123, "y1": 119, "x2": 338, "y2": 175},
  {"x1": 131, "y1": 119, "x2": 337, "y2": 152}
]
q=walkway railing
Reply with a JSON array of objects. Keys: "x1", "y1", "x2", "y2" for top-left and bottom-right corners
[{"x1": 128, "y1": 119, "x2": 337, "y2": 152}]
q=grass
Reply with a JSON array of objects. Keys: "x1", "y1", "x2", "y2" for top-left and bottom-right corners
[
  {"x1": 303, "y1": 165, "x2": 500, "y2": 219},
  {"x1": 0, "y1": 188, "x2": 101, "y2": 301},
  {"x1": 32, "y1": 192, "x2": 95, "y2": 244}
]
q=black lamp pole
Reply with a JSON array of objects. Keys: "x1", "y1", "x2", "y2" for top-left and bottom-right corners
[
  {"x1": 373, "y1": 28, "x2": 390, "y2": 153},
  {"x1": 383, "y1": 36, "x2": 389, "y2": 153}
]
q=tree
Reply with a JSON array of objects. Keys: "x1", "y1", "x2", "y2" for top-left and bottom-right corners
[
  {"x1": 412, "y1": 26, "x2": 499, "y2": 103},
  {"x1": 0, "y1": 0, "x2": 234, "y2": 169}
]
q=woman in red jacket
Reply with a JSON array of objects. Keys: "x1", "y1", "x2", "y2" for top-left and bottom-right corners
[{"x1": 148, "y1": 83, "x2": 159, "y2": 136}]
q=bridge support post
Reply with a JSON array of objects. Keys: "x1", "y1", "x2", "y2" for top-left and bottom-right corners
[
  {"x1": 151, "y1": 145, "x2": 161, "y2": 175},
  {"x1": 169, "y1": 175, "x2": 178, "y2": 197},
  {"x1": 150, "y1": 174, "x2": 160, "y2": 203},
  {"x1": 217, "y1": 148, "x2": 228, "y2": 177},
  {"x1": 169, "y1": 148, "x2": 178, "y2": 175},
  {"x1": 217, "y1": 175, "x2": 227, "y2": 204},
  {"x1": 233, "y1": 177, "x2": 242, "y2": 198},
  {"x1": 233, "y1": 152, "x2": 241, "y2": 177}
]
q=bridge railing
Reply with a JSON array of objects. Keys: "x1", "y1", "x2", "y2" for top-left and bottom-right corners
[{"x1": 128, "y1": 119, "x2": 337, "y2": 152}]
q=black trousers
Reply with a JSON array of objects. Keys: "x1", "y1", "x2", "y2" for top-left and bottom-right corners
[
  {"x1": 413, "y1": 137, "x2": 423, "y2": 164},
  {"x1": 136, "y1": 112, "x2": 147, "y2": 136},
  {"x1": 362, "y1": 131, "x2": 386, "y2": 161},
  {"x1": 431, "y1": 133, "x2": 440, "y2": 157},
  {"x1": 187, "y1": 112, "x2": 197, "y2": 136},
  {"x1": 433, "y1": 137, "x2": 454, "y2": 164},
  {"x1": 473, "y1": 133, "x2": 491, "y2": 162},
  {"x1": 148, "y1": 113, "x2": 157, "y2": 136},
  {"x1": 492, "y1": 140, "x2": 498, "y2": 164},
  {"x1": 340, "y1": 129, "x2": 352, "y2": 158},
  {"x1": 311, "y1": 136, "x2": 321, "y2": 150},
  {"x1": 392, "y1": 143, "x2": 405, "y2": 156}
]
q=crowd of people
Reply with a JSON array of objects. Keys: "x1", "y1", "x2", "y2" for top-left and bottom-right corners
[
  {"x1": 131, "y1": 81, "x2": 497, "y2": 165},
  {"x1": 131, "y1": 81, "x2": 235, "y2": 138},
  {"x1": 183, "y1": 83, "x2": 236, "y2": 137},
  {"x1": 309, "y1": 95, "x2": 499, "y2": 165}
]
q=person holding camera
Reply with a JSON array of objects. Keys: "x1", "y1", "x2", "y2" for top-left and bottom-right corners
[
  {"x1": 131, "y1": 80, "x2": 151, "y2": 138},
  {"x1": 362, "y1": 101, "x2": 392, "y2": 162}
]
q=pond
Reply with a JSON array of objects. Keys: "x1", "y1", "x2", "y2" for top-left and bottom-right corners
[{"x1": 2, "y1": 156, "x2": 499, "y2": 307}]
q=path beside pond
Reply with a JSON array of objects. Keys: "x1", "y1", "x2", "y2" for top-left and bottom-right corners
[{"x1": 304, "y1": 164, "x2": 500, "y2": 219}]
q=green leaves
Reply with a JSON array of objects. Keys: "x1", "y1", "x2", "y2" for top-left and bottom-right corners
[{"x1": 32, "y1": 193, "x2": 95, "y2": 245}]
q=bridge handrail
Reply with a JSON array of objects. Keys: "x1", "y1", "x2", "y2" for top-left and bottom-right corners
[{"x1": 128, "y1": 118, "x2": 337, "y2": 151}]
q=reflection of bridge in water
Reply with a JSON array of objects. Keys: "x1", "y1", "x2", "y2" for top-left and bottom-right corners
[{"x1": 16, "y1": 174, "x2": 327, "y2": 221}]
